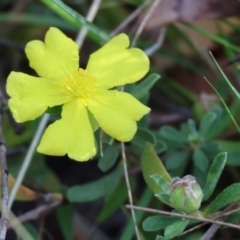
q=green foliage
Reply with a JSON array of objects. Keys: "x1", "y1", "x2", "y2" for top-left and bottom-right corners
[
  {"x1": 131, "y1": 73, "x2": 161, "y2": 100},
  {"x1": 56, "y1": 205, "x2": 74, "y2": 240},
  {"x1": 97, "y1": 178, "x2": 135, "y2": 222},
  {"x1": 4, "y1": 0, "x2": 240, "y2": 239},
  {"x1": 142, "y1": 215, "x2": 179, "y2": 231},
  {"x1": 164, "y1": 219, "x2": 189, "y2": 239},
  {"x1": 141, "y1": 143, "x2": 172, "y2": 195},
  {"x1": 67, "y1": 167, "x2": 123, "y2": 202},
  {"x1": 203, "y1": 152, "x2": 227, "y2": 201},
  {"x1": 98, "y1": 144, "x2": 119, "y2": 172},
  {"x1": 205, "y1": 183, "x2": 240, "y2": 214}
]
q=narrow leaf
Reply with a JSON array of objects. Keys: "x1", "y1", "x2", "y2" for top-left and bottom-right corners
[
  {"x1": 40, "y1": 0, "x2": 110, "y2": 42},
  {"x1": 203, "y1": 152, "x2": 227, "y2": 201},
  {"x1": 193, "y1": 148, "x2": 209, "y2": 172},
  {"x1": 204, "y1": 77, "x2": 240, "y2": 134},
  {"x1": 150, "y1": 174, "x2": 170, "y2": 192},
  {"x1": 164, "y1": 219, "x2": 189, "y2": 239},
  {"x1": 142, "y1": 215, "x2": 178, "y2": 231},
  {"x1": 132, "y1": 128, "x2": 156, "y2": 147},
  {"x1": 159, "y1": 126, "x2": 188, "y2": 144},
  {"x1": 205, "y1": 183, "x2": 240, "y2": 214},
  {"x1": 199, "y1": 112, "x2": 216, "y2": 138},
  {"x1": 56, "y1": 204, "x2": 74, "y2": 240},
  {"x1": 166, "y1": 151, "x2": 189, "y2": 170},
  {"x1": 132, "y1": 73, "x2": 160, "y2": 99},
  {"x1": 97, "y1": 178, "x2": 135, "y2": 223},
  {"x1": 155, "y1": 193, "x2": 171, "y2": 204},
  {"x1": 98, "y1": 144, "x2": 119, "y2": 172},
  {"x1": 141, "y1": 143, "x2": 171, "y2": 196},
  {"x1": 67, "y1": 167, "x2": 122, "y2": 202}
]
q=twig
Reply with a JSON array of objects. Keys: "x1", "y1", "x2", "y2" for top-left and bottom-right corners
[
  {"x1": 8, "y1": 113, "x2": 50, "y2": 208},
  {"x1": 8, "y1": 200, "x2": 61, "y2": 229},
  {"x1": 110, "y1": 0, "x2": 150, "y2": 36},
  {"x1": 131, "y1": 0, "x2": 162, "y2": 47},
  {"x1": 125, "y1": 205, "x2": 240, "y2": 230},
  {"x1": 121, "y1": 143, "x2": 141, "y2": 240},
  {"x1": 178, "y1": 203, "x2": 239, "y2": 237},
  {"x1": 200, "y1": 202, "x2": 238, "y2": 240},
  {"x1": 0, "y1": 88, "x2": 9, "y2": 240},
  {"x1": 144, "y1": 27, "x2": 166, "y2": 56},
  {"x1": 75, "y1": 0, "x2": 102, "y2": 47}
]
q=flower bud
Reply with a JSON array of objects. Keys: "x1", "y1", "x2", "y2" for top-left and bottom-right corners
[{"x1": 168, "y1": 175, "x2": 203, "y2": 214}]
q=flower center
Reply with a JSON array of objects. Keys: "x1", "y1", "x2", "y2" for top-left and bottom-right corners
[{"x1": 64, "y1": 68, "x2": 97, "y2": 101}]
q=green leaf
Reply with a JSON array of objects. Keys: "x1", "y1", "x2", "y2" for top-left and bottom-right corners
[
  {"x1": 131, "y1": 73, "x2": 160, "y2": 100},
  {"x1": 67, "y1": 167, "x2": 122, "y2": 202},
  {"x1": 23, "y1": 224, "x2": 40, "y2": 240},
  {"x1": 159, "y1": 126, "x2": 188, "y2": 144},
  {"x1": 97, "y1": 178, "x2": 135, "y2": 223},
  {"x1": 199, "y1": 112, "x2": 216, "y2": 138},
  {"x1": 187, "y1": 23, "x2": 240, "y2": 52},
  {"x1": 187, "y1": 119, "x2": 197, "y2": 134},
  {"x1": 150, "y1": 174, "x2": 170, "y2": 192},
  {"x1": 142, "y1": 215, "x2": 179, "y2": 231},
  {"x1": 155, "y1": 193, "x2": 171, "y2": 204},
  {"x1": 166, "y1": 151, "x2": 189, "y2": 170},
  {"x1": 203, "y1": 152, "x2": 227, "y2": 201},
  {"x1": 156, "y1": 236, "x2": 165, "y2": 240},
  {"x1": 0, "y1": 13, "x2": 77, "y2": 31},
  {"x1": 187, "y1": 119, "x2": 198, "y2": 142},
  {"x1": 132, "y1": 128, "x2": 156, "y2": 147},
  {"x1": 193, "y1": 148, "x2": 209, "y2": 172},
  {"x1": 164, "y1": 219, "x2": 189, "y2": 239},
  {"x1": 40, "y1": 0, "x2": 110, "y2": 43},
  {"x1": 154, "y1": 140, "x2": 167, "y2": 154},
  {"x1": 56, "y1": 204, "x2": 73, "y2": 240},
  {"x1": 141, "y1": 143, "x2": 172, "y2": 197},
  {"x1": 205, "y1": 183, "x2": 240, "y2": 214},
  {"x1": 98, "y1": 144, "x2": 119, "y2": 172},
  {"x1": 204, "y1": 78, "x2": 240, "y2": 133}
]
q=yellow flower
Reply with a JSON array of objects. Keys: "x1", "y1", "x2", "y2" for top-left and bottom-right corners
[{"x1": 6, "y1": 27, "x2": 150, "y2": 161}]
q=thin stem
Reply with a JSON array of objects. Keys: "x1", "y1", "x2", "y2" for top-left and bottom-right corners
[
  {"x1": 75, "y1": 0, "x2": 102, "y2": 46},
  {"x1": 8, "y1": 113, "x2": 50, "y2": 208},
  {"x1": 200, "y1": 202, "x2": 238, "y2": 240},
  {"x1": 110, "y1": 0, "x2": 150, "y2": 36},
  {"x1": 8, "y1": 200, "x2": 61, "y2": 229},
  {"x1": 144, "y1": 27, "x2": 166, "y2": 56},
  {"x1": 0, "y1": 90, "x2": 8, "y2": 240},
  {"x1": 125, "y1": 205, "x2": 240, "y2": 230},
  {"x1": 131, "y1": 0, "x2": 162, "y2": 47},
  {"x1": 121, "y1": 143, "x2": 141, "y2": 240}
]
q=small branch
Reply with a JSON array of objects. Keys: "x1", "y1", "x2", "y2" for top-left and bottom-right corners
[
  {"x1": 8, "y1": 113, "x2": 50, "y2": 209},
  {"x1": 178, "y1": 203, "x2": 239, "y2": 237},
  {"x1": 131, "y1": 0, "x2": 162, "y2": 47},
  {"x1": 144, "y1": 27, "x2": 166, "y2": 56},
  {"x1": 110, "y1": 0, "x2": 150, "y2": 36},
  {"x1": 125, "y1": 205, "x2": 240, "y2": 230},
  {"x1": 8, "y1": 200, "x2": 61, "y2": 229},
  {"x1": 200, "y1": 202, "x2": 238, "y2": 240},
  {"x1": 121, "y1": 143, "x2": 141, "y2": 240},
  {"x1": 75, "y1": 0, "x2": 102, "y2": 47},
  {"x1": 0, "y1": 89, "x2": 9, "y2": 240}
]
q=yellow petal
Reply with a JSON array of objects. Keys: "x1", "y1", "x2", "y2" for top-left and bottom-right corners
[
  {"x1": 37, "y1": 99, "x2": 96, "y2": 161},
  {"x1": 6, "y1": 72, "x2": 69, "y2": 122},
  {"x1": 87, "y1": 89, "x2": 150, "y2": 141},
  {"x1": 86, "y1": 33, "x2": 149, "y2": 89},
  {"x1": 25, "y1": 27, "x2": 79, "y2": 81}
]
